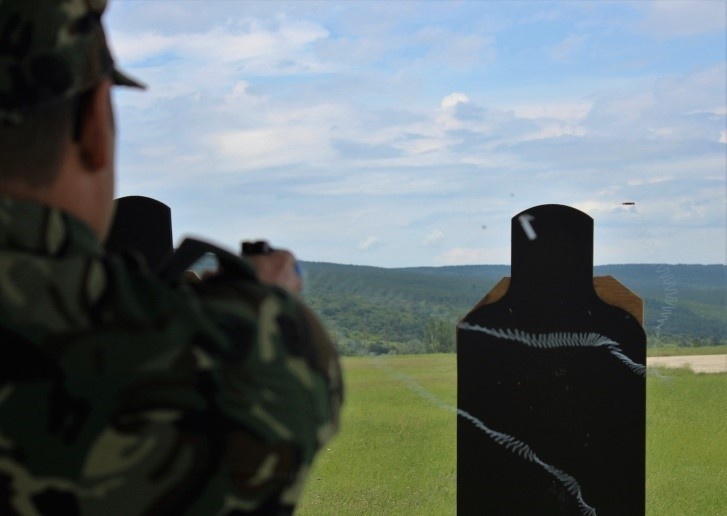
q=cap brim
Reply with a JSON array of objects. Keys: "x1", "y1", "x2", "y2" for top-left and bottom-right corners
[{"x1": 112, "y1": 67, "x2": 146, "y2": 89}]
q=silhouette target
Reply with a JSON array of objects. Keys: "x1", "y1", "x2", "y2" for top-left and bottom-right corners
[
  {"x1": 105, "y1": 195, "x2": 173, "y2": 271},
  {"x1": 457, "y1": 204, "x2": 645, "y2": 515}
]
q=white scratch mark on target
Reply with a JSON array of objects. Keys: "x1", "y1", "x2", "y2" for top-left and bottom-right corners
[
  {"x1": 457, "y1": 324, "x2": 646, "y2": 377},
  {"x1": 518, "y1": 214, "x2": 537, "y2": 240}
]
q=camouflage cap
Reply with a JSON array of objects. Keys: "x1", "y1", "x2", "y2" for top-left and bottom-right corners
[{"x1": 0, "y1": 0, "x2": 144, "y2": 123}]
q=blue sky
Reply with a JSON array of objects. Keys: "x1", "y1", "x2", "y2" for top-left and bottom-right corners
[{"x1": 106, "y1": 1, "x2": 726, "y2": 267}]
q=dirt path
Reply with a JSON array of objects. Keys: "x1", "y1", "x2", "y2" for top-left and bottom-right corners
[{"x1": 647, "y1": 354, "x2": 727, "y2": 374}]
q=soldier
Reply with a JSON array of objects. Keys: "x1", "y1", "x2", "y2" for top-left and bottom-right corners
[{"x1": 0, "y1": 0, "x2": 342, "y2": 514}]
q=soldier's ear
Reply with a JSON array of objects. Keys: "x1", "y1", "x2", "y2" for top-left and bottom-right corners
[{"x1": 77, "y1": 78, "x2": 114, "y2": 172}]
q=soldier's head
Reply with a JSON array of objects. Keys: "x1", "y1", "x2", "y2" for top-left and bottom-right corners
[{"x1": 0, "y1": 0, "x2": 143, "y2": 239}]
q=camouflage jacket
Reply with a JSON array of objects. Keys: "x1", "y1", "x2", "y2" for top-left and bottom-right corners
[{"x1": 0, "y1": 197, "x2": 343, "y2": 515}]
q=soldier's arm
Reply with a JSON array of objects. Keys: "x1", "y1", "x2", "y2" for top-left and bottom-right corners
[
  {"x1": 181, "y1": 269, "x2": 343, "y2": 513},
  {"x1": 75, "y1": 255, "x2": 342, "y2": 515}
]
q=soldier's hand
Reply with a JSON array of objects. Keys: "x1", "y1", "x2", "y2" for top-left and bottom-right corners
[{"x1": 247, "y1": 250, "x2": 303, "y2": 293}]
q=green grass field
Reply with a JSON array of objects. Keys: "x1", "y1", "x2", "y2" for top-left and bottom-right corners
[
  {"x1": 647, "y1": 344, "x2": 727, "y2": 357},
  {"x1": 298, "y1": 354, "x2": 727, "y2": 515}
]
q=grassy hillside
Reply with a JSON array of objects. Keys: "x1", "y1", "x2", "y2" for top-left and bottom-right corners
[{"x1": 301, "y1": 263, "x2": 726, "y2": 355}]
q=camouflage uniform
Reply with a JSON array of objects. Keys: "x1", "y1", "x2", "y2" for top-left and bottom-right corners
[{"x1": 0, "y1": 1, "x2": 342, "y2": 514}]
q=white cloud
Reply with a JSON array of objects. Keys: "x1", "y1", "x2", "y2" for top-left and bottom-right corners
[
  {"x1": 358, "y1": 236, "x2": 380, "y2": 251},
  {"x1": 720, "y1": 131, "x2": 726, "y2": 144},
  {"x1": 571, "y1": 200, "x2": 624, "y2": 218},
  {"x1": 640, "y1": 1, "x2": 727, "y2": 38},
  {"x1": 209, "y1": 126, "x2": 332, "y2": 170},
  {"x1": 396, "y1": 137, "x2": 449, "y2": 156},
  {"x1": 686, "y1": 107, "x2": 727, "y2": 117},
  {"x1": 511, "y1": 102, "x2": 592, "y2": 121},
  {"x1": 548, "y1": 34, "x2": 587, "y2": 62},
  {"x1": 626, "y1": 176, "x2": 674, "y2": 187},
  {"x1": 137, "y1": 145, "x2": 177, "y2": 158},
  {"x1": 652, "y1": 65, "x2": 726, "y2": 118},
  {"x1": 436, "y1": 246, "x2": 510, "y2": 265},
  {"x1": 413, "y1": 30, "x2": 496, "y2": 71},
  {"x1": 622, "y1": 156, "x2": 725, "y2": 178},
  {"x1": 423, "y1": 230, "x2": 444, "y2": 247},
  {"x1": 113, "y1": 21, "x2": 329, "y2": 66},
  {"x1": 225, "y1": 81, "x2": 264, "y2": 105},
  {"x1": 441, "y1": 93, "x2": 469, "y2": 109},
  {"x1": 109, "y1": 31, "x2": 173, "y2": 63},
  {"x1": 525, "y1": 122, "x2": 587, "y2": 140},
  {"x1": 109, "y1": 19, "x2": 334, "y2": 107},
  {"x1": 294, "y1": 171, "x2": 462, "y2": 197}
]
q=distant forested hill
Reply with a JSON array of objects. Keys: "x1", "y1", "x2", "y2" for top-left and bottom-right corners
[{"x1": 300, "y1": 262, "x2": 726, "y2": 356}]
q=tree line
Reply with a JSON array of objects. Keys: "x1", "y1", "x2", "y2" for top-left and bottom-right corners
[{"x1": 300, "y1": 262, "x2": 726, "y2": 356}]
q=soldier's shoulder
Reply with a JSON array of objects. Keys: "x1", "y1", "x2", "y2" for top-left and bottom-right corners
[{"x1": 95, "y1": 252, "x2": 304, "y2": 357}]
